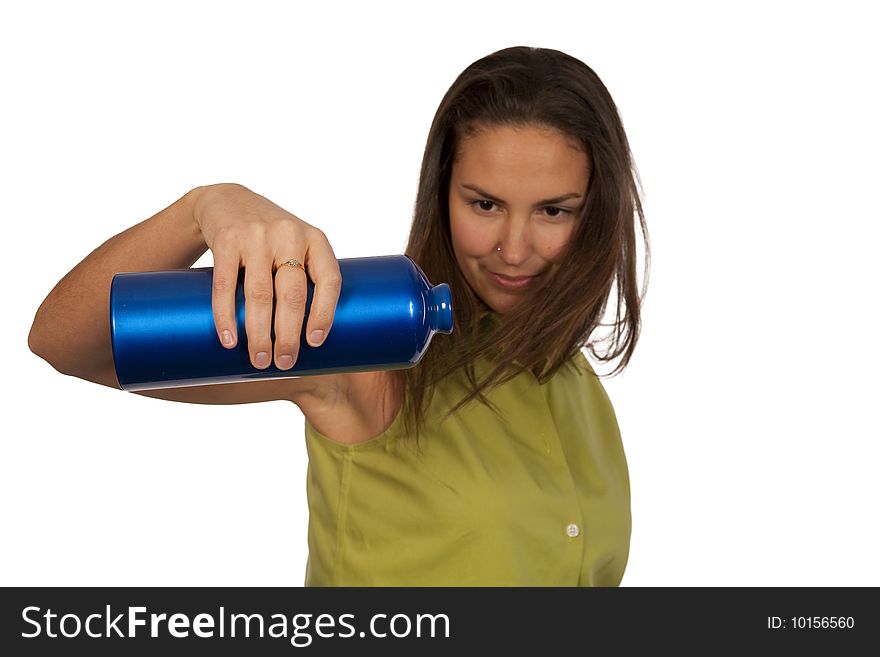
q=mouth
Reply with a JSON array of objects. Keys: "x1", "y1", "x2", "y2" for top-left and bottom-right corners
[{"x1": 487, "y1": 270, "x2": 539, "y2": 290}]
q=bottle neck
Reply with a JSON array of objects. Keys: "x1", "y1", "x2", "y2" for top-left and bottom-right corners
[{"x1": 425, "y1": 283, "x2": 453, "y2": 334}]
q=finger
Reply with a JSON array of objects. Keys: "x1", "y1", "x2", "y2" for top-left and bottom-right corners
[
  {"x1": 273, "y1": 258, "x2": 308, "y2": 370},
  {"x1": 211, "y1": 238, "x2": 242, "y2": 350},
  {"x1": 302, "y1": 229, "x2": 342, "y2": 348},
  {"x1": 242, "y1": 252, "x2": 277, "y2": 370}
]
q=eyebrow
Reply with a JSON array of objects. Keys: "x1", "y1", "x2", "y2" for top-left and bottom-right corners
[{"x1": 460, "y1": 184, "x2": 583, "y2": 206}]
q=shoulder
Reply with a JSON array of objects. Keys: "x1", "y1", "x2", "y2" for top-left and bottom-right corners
[
  {"x1": 571, "y1": 349, "x2": 596, "y2": 375},
  {"x1": 539, "y1": 349, "x2": 596, "y2": 382},
  {"x1": 548, "y1": 351, "x2": 615, "y2": 409}
]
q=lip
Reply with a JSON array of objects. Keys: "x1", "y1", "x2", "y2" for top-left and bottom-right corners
[{"x1": 488, "y1": 271, "x2": 538, "y2": 290}]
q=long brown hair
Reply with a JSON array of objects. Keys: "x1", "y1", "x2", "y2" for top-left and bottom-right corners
[{"x1": 394, "y1": 45, "x2": 650, "y2": 444}]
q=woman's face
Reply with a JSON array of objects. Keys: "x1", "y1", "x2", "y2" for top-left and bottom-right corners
[{"x1": 448, "y1": 123, "x2": 590, "y2": 314}]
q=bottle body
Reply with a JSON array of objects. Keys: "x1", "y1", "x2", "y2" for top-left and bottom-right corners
[{"x1": 110, "y1": 255, "x2": 453, "y2": 391}]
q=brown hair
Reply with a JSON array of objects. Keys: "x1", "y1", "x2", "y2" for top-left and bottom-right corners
[{"x1": 395, "y1": 45, "x2": 650, "y2": 444}]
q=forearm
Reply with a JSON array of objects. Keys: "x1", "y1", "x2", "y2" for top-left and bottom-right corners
[{"x1": 28, "y1": 186, "x2": 211, "y2": 377}]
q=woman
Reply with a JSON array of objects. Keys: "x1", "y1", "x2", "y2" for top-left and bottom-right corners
[{"x1": 29, "y1": 46, "x2": 649, "y2": 586}]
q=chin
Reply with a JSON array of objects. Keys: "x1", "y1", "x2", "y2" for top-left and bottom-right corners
[
  {"x1": 463, "y1": 267, "x2": 525, "y2": 315},
  {"x1": 484, "y1": 294, "x2": 519, "y2": 315}
]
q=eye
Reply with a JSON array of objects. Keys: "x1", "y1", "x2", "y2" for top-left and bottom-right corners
[
  {"x1": 543, "y1": 206, "x2": 571, "y2": 218},
  {"x1": 470, "y1": 200, "x2": 498, "y2": 213}
]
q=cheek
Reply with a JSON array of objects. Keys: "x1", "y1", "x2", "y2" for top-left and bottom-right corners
[
  {"x1": 542, "y1": 224, "x2": 577, "y2": 262},
  {"x1": 450, "y1": 210, "x2": 492, "y2": 257}
]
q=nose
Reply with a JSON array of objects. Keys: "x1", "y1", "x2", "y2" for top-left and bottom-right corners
[{"x1": 495, "y1": 215, "x2": 533, "y2": 265}]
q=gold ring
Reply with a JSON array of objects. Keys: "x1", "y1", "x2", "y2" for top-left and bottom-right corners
[{"x1": 277, "y1": 258, "x2": 305, "y2": 271}]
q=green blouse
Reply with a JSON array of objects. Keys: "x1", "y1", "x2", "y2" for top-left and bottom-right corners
[{"x1": 303, "y1": 342, "x2": 631, "y2": 587}]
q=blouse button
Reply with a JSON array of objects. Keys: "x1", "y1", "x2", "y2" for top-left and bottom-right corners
[{"x1": 566, "y1": 523, "x2": 580, "y2": 538}]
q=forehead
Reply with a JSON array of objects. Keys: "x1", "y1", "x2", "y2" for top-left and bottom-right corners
[{"x1": 452, "y1": 124, "x2": 589, "y2": 192}]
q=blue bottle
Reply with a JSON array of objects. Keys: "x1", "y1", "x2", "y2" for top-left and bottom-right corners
[{"x1": 110, "y1": 254, "x2": 453, "y2": 391}]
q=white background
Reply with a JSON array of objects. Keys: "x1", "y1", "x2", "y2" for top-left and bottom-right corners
[{"x1": 2, "y1": 1, "x2": 877, "y2": 586}]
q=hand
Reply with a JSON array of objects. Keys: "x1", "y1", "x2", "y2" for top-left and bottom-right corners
[{"x1": 191, "y1": 183, "x2": 342, "y2": 371}]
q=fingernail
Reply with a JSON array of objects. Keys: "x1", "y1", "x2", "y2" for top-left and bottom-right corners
[
  {"x1": 309, "y1": 330, "x2": 324, "y2": 346},
  {"x1": 278, "y1": 354, "x2": 294, "y2": 369},
  {"x1": 255, "y1": 351, "x2": 270, "y2": 368},
  {"x1": 222, "y1": 330, "x2": 234, "y2": 347}
]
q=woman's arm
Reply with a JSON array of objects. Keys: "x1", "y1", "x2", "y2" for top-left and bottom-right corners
[
  {"x1": 27, "y1": 183, "x2": 334, "y2": 405},
  {"x1": 29, "y1": 186, "x2": 206, "y2": 381}
]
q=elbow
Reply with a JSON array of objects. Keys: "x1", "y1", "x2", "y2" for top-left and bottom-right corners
[
  {"x1": 28, "y1": 317, "x2": 72, "y2": 376},
  {"x1": 28, "y1": 330, "x2": 66, "y2": 375},
  {"x1": 29, "y1": 320, "x2": 119, "y2": 389},
  {"x1": 27, "y1": 317, "x2": 50, "y2": 362}
]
